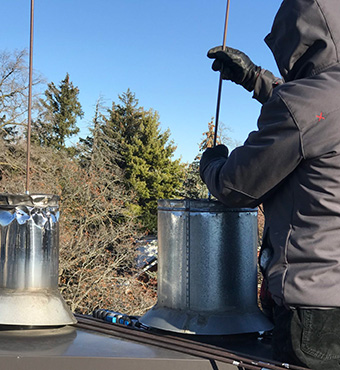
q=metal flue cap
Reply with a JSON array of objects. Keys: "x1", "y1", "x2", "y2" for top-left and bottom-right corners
[
  {"x1": 141, "y1": 199, "x2": 273, "y2": 335},
  {"x1": 0, "y1": 193, "x2": 59, "y2": 207},
  {"x1": 0, "y1": 193, "x2": 76, "y2": 326}
]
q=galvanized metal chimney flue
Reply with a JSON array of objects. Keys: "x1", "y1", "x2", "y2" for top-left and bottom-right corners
[
  {"x1": 141, "y1": 199, "x2": 273, "y2": 335},
  {"x1": 0, "y1": 193, "x2": 76, "y2": 326}
]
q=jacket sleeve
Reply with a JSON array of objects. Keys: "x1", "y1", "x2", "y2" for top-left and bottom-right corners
[
  {"x1": 201, "y1": 93, "x2": 304, "y2": 208},
  {"x1": 253, "y1": 69, "x2": 283, "y2": 104}
]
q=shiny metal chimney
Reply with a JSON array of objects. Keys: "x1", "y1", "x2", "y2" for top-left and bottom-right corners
[
  {"x1": 141, "y1": 199, "x2": 273, "y2": 335},
  {"x1": 0, "y1": 193, "x2": 76, "y2": 326}
]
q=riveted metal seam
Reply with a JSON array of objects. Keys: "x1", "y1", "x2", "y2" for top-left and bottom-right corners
[{"x1": 185, "y1": 200, "x2": 190, "y2": 309}]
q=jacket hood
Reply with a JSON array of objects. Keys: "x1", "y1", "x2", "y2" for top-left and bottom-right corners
[{"x1": 264, "y1": 0, "x2": 340, "y2": 82}]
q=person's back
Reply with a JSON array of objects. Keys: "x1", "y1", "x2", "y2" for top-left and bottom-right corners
[
  {"x1": 200, "y1": 0, "x2": 340, "y2": 367},
  {"x1": 261, "y1": 66, "x2": 340, "y2": 308}
]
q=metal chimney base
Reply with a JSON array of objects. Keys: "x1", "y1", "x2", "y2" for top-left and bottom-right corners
[
  {"x1": 141, "y1": 305, "x2": 273, "y2": 335},
  {"x1": 141, "y1": 200, "x2": 273, "y2": 335},
  {"x1": 0, "y1": 289, "x2": 76, "y2": 326}
]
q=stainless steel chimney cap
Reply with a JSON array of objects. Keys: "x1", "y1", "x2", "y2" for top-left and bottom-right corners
[
  {"x1": 0, "y1": 193, "x2": 59, "y2": 206},
  {"x1": 141, "y1": 199, "x2": 273, "y2": 335},
  {"x1": 0, "y1": 193, "x2": 76, "y2": 326}
]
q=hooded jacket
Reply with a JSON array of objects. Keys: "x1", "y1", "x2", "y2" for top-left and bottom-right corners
[{"x1": 201, "y1": 0, "x2": 340, "y2": 307}]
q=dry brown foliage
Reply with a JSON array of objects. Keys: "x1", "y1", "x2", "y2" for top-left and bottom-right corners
[
  {"x1": 0, "y1": 50, "x2": 43, "y2": 138},
  {"x1": 0, "y1": 141, "x2": 157, "y2": 315}
]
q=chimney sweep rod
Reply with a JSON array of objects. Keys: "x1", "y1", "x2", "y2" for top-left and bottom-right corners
[
  {"x1": 213, "y1": 0, "x2": 231, "y2": 147},
  {"x1": 26, "y1": 0, "x2": 34, "y2": 194}
]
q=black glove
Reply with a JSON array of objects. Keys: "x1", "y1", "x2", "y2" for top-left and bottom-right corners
[
  {"x1": 200, "y1": 144, "x2": 229, "y2": 181},
  {"x1": 207, "y1": 46, "x2": 261, "y2": 92}
]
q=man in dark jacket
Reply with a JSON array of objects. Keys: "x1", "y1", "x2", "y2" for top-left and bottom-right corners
[{"x1": 200, "y1": 0, "x2": 340, "y2": 368}]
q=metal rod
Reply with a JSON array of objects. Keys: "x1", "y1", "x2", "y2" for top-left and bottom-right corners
[
  {"x1": 26, "y1": 0, "x2": 34, "y2": 194},
  {"x1": 75, "y1": 315, "x2": 307, "y2": 370},
  {"x1": 213, "y1": 0, "x2": 231, "y2": 147}
]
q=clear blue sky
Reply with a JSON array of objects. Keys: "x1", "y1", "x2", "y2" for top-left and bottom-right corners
[{"x1": 1, "y1": 0, "x2": 282, "y2": 163}]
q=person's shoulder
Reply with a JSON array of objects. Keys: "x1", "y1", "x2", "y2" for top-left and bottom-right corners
[
  {"x1": 257, "y1": 89, "x2": 299, "y2": 131},
  {"x1": 269, "y1": 66, "x2": 340, "y2": 131},
  {"x1": 275, "y1": 65, "x2": 340, "y2": 104}
]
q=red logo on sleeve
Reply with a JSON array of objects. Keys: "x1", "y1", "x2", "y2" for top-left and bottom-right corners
[{"x1": 316, "y1": 112, "x2": 325, "y2": 122}]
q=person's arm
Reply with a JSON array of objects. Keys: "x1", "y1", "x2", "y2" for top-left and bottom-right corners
[
  {"x1": 207, "y1": 46, "x2": 283, "y2": 104},
  {"x1": 200, "y1": 94, "x2": 303, "y2": 207}
]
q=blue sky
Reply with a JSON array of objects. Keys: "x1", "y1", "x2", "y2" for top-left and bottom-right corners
[{"x1": 1, "y1": 0, "x2": 282, "y2": 163}]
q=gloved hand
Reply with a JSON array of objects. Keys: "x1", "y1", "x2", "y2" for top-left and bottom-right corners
[
  {"x1": 200, "y1": 144, "x2": 229, "y2": 182},
  {"x1": 207, "y1": 46, "x2": 261, "y2": 92}
]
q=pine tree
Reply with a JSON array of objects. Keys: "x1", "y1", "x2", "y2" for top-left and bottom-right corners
[
  {"x1": 180, "y1": 160, "x2": 209, "y2": 199},
  {"x1": 33, "y1": 73, "x2": 83, "y2": 151},
  {"x1": 79, "y1": 99, "x2": 124, "y2": 182},
  {"x1": 86, "y1": 90, "x2": 184, "y2": 233},
  {"x1": 197, "y1": 118, "x2": 222, "y2": 158}
]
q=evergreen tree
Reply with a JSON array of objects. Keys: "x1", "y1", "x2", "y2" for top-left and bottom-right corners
[
  {"x1": 79, "y1": 99, "x2": 123, "y2": 181},
  {"x1": 180, "y1": 161, "x2": 209, "y2": 199},
  {"x1": 33, "y1": 73, "x2": 83, "y2": 151},
  {"x1": 86, "y1": 90, "x2": 184, "y2": 233},
  {"x1": 197, "y1": 118, "x2": 223, "y2": 156}
]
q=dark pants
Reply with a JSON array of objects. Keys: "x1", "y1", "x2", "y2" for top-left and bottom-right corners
[{"x1": 272, "y1": 305, "x2": 340, "y2": 369}]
